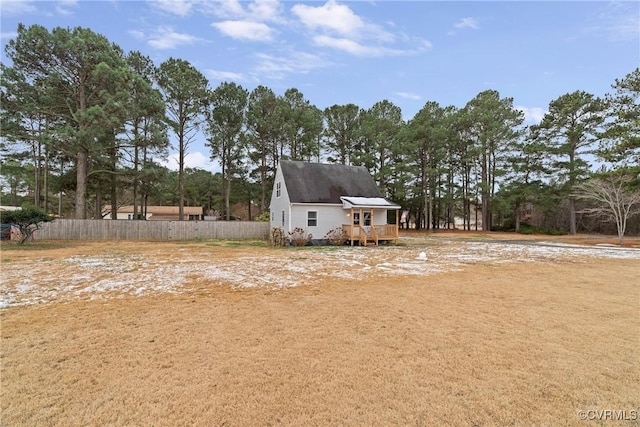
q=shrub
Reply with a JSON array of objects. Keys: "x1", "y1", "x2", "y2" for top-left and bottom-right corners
[
  {"x1": 517, "y1": 222, "x2": 567, "y2": 235},
  {"x1": 255, "y1": 212, "x2": 270, "y2": 222},
  {"x1": 270, "y1": 227, "x2": 286, "y2": 246},
  {"x1": 287, "y1": 227, "x2": 312, "y2": 247},
  {"x1": 323, "y1": 227, "x2": 347, "y2": 246}
]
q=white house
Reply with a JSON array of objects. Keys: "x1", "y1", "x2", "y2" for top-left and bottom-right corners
[{"x1": 269, "y1": 160, "x2": 401, "y2": 246}]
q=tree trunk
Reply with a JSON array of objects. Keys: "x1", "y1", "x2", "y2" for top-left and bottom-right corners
[
  {"x1": 223, "y1": 150, "x2": 230, "y2": 221},
  {"x1": 58, "y1": 160, "x2": 64, "y2": 217},
  {"x1": 568, "y1": 146, "x2": 577, "y2": 235},
  {"x1": 133, "y1": 128, "x2": 139, "y2": 220},
  {"x1": 568, "y1": 198, "x2": 577, "y2": 235},
  {"x1": 94, "y1": 191, "x2": 102, "y2": 219},
  {"x1": 44, "y1": 148, "x2": 49, "y2": 213},
  {"x1": 76, "y1": 150, "x2": 88, "y2": 219},
  {"x1": 225, "y1": 175, "x2": 231, "y2": 221},
  {"x1": 110, "y1": 136, "x2": 117, "y2": 220},
  {"x1": 179, "y1": 132, "x2": 185, "y2": 221},
  {"x1": 34, "y1": 140, "x2": 41, "y2": 208},
  {"x1": 481, "y1": 153, "x2": 490, "y2": 231}
]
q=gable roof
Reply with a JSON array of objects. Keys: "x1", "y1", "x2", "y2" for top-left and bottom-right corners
[{"x1": 280, "y1": 160, "x2": 383, "y2": 204}]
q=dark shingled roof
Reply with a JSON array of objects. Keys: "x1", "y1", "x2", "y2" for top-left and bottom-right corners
[{"x1": 280, "y1": 160, "x2": 383, "y2": 204}]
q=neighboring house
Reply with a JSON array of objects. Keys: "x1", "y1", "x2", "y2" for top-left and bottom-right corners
[
  {"x1": 230, "y1": 201, "x2": 261, "y2": 221},
  {"x1": 270, "y1": 160, "x2": 401, "y2": 246},
  {"x1": 103, "y1": 205, "x2": 203, "y2": 221}
]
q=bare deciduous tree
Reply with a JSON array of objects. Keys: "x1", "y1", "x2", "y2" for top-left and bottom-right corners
[{"x1": 574, "y1": 175, "x2": 640, "y2": 244}]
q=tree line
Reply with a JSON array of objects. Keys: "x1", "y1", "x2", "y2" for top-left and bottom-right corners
[{"x1": 1, "y1": 24, "x2": 638, "y2": 235}]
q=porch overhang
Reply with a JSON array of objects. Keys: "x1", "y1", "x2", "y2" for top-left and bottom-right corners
[{"x1": 340, "y1": 196, "x2": 401, "y2": 210}]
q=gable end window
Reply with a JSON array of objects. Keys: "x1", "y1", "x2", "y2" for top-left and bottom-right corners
[
  {"x1": 276, "y1": 181, "x2": 281, "y2": 198},
  {"x1": 307, "y1": 211, "x2": 318, "y2": 227}
]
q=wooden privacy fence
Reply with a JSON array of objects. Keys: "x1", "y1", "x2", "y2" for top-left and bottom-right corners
[{"x1": 35, "y1": 219, "x2": 270, "y2": 241}]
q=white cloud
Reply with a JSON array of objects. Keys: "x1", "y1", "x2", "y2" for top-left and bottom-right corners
[
  {"x1": 594, "y1": 1, "x2": 640, "y2": 42},
  {"x1": 395, "y1": 92, "x2": 421, "y2": 101},
  {"x1": 212, "y1": 20, "x2": 274, "y2": 41},
  {"x1": 1, "y1": 31, "x2": 18, "y2": 40},
  {"x1": 292, "y1": 1, "x2": 430, "y2": 58},
  {"x1": 55, "y1": 0, "x2": 78, "y2": 15},
  {"x1": 206, "y1": 69, "x2": 246, "y2": 82},
  {"x1": 148, "y1": 26, "x2": 202, "y2": 49},
  {"x1": 148, "y1": 0, "x2": 194, "y2": 17},
  {"x1": 159, "y1": 151, "x2": 220, "y2": 172},
  {"x1": 517, "y1": 106, "x2": 546, "y2": 124},
  {"x1": 207, "y1": 0, "x2": 284, "y2": 43},
  {"x1": 201, "y1": 0, "x2": 244, "y2": 18},
  {"x1": 313, "y1": 34, "x2": 430, "y2": 57},
  {"x1": 0, "y1": 0, "x2": 37, "y2": 16},
  {"x1": 254, "y1": 51, "x2": 329, "y2": 79},
  {"x1": 247, "y1": 0, "x2": 283, "y2": 23},
  {"x1": 292, "y1": 0, "x2": 365, "y2": 37},
  {"x1": 313, "y1": 35, "x2": 375, "y2": 56},
  {"x1": 454, "y1": 17, "x2": 479, "y2": 30},
  {"x1": 128, "y1": 30, "x2": 146, "y2": 40}
]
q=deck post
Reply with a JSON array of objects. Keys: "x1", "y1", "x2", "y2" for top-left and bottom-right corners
[
  {"x1": 395, "y1": 210, "x2": 399, "y2": 238},
  {"x1": 350, "y1": 207, "x2": 355, "y2": 246}
]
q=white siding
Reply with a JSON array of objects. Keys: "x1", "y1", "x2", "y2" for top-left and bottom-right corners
[
  {"x1": 290, "y1": 204, "x2": 346, "y2": 239},
  {"x1": 269, "y1": 166, "x2": 291, "y2": 232},
  {"x1": 371, "y1": 209, "x2": 391, "y2": 226}
]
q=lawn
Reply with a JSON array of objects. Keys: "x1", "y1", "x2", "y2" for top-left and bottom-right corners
[{"x1": 1, "y1": 233, "x2": 639, "y2": 425}]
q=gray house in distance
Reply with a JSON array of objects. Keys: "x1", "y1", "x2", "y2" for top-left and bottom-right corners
[{"x1": 269, "y1": 160, "x2": 401, "y2": 246}]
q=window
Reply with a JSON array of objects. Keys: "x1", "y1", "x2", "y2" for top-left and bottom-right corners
[
  {"x1": 276, "y1": 181, "x2": 281, "y2": 198},
  {"x1": 270, "y1": 211, "x2": 274, "y2": 222},
  {"x1": 363, "y1": 212, "x2": 371, "y2": 226},
  {"x1": 353, "y1": 212, "x2": 370, "y2": 226},
  {"x1": 307, "y1": 211, "x2": 318, "y2": 227},
  {"x1": 281, "y1": 210, "x2": 285, "y2": 227}
]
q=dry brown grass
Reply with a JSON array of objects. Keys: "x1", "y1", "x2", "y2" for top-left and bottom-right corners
[{"x1": 1, "y1": 234, "x2": 639, "y2": 426}]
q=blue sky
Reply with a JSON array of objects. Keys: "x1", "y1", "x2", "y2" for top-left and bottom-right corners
[{"x1": 1, "y1": 0, "x2": 638, "y2": 172}]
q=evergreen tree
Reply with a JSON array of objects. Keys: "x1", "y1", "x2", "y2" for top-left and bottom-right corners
[
  {"x1": 246, "y1": 86, "x2": 279, "y2": 212},
  {"x1": 403, "y1": 102, "x2": 454, "y2": 229},
  {"x1": 122, "y1": 51, "x2": 168, "y2": 220},
  {"x1": 538, "y1": 91, "x2": 606, "y2": 234},
  {"x1": 323, "y1": 104, "x2": 361, "y2": 165},
  {"x1": 463, "y1": 90, "x2": 524, "y2": 230},
  {"x1": 356, "y1": 100, "x2": 404, "y2": 196},
  {"x1": 600, "y1": 68, "x2": 639, "y2": 171},
  {"x1": 4, "y1": 24, "x2": 132, "y2": 218},
  {"x1": 280, "y1": 88, "x2": 323, "y2": 162},
  {"x1": 206, "y1": 82, "x2": 249, "y2": 220},
  {"x1": 156, "y1": 58, "x2": 209, "y2": 220}
]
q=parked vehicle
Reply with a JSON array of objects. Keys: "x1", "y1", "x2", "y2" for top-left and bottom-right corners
[{"x1": 1, "y1": 223, "x2": 11, "y2": 241}]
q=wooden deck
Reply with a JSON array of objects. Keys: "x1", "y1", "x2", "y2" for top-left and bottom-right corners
[{"x1": 342, "y1": 224, "x2": 399, "y2": 246}]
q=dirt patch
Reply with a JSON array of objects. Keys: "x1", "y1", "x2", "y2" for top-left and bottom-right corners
[{"x1": 1, "y1": 234, "x2": 639, "y2": 425}]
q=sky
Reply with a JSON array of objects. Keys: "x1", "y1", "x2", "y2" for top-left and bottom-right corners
[{"x1": 1, "y1": 0, "x2": 639, "y2": 173}]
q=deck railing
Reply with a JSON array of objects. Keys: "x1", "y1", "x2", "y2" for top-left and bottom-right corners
[{"x1": 342, "y1": 223, "x2": 398, "y2": 246}]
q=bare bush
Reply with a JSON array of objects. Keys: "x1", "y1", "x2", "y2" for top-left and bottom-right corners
[
  {"x1": 574, "y1": 174, "x2": 640, "y2": 244},
  {"x1": 270, "y1": 227, "x2": 286, "y2": 246},
  {"x1": 323, "y1": 227, "x2": 348, "y2": 246},
  {"x1": 287, "y1": 227, "x2": 312, "y2": 247}
]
